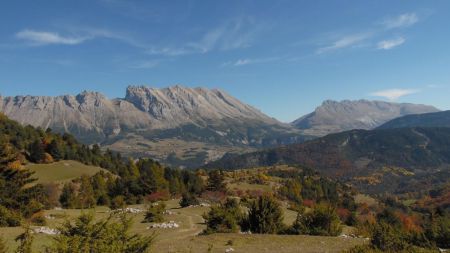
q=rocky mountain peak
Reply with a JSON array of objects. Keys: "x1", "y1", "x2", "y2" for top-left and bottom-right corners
[
  {"x1": 0, "y1": 85, "x2": 301, "y2": 167},
  {"x1": 76, "y1": 91, "x2": 108, "y2": 106},
  {"x1": 124, "y1": 85, "x2": 275, "y2": 124},
  {"x1": 293, "y1": 99, "x2": 439, "y2": 136}
]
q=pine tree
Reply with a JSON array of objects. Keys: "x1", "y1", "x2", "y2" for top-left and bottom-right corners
[
  {"x1": 15, "y1": 225, "x2": 33, "y2": 253},
  {"x1": 143, "y1": 202, "x2": 166, "y2": 223},
  {"x1": 0, "y1": 237, "x2": 7, "y2": 253},
  {"x1": 91, "y1": 172, "x2": 110, "y2": 205},
  {"x1": 127, "y1": 158, "x2": 140, "y2": 179},
  {"x1": 280, "y1": 179, "x2": 302, "y2": 204},
  {"x1": 137, "y1": 159, "x2": 168, "y2": 194},
  {"x1": 290, "y1": 204, "x2": 342, "y2": 236},
  {"x1": 78, "y1": 175, "x2": 96, "y2": 209},
  {"x1": 0, "y1": 142, "x2": 18, "y2": 168},
  {"x1": 59, "y1": 183, "x2": 77, "y2": 209},
  {"x1": 179, "y1": 192, "x2": 199, "y2": 208},
  {"x1": 29, "y1": 140, "x2": 46, "y2": 163},
  {"x1": 184, "y1": 171, "x2": 204, "y2": 194},
  {"x1": 110, "y1": 195, "x2": 126, "y2": 210},
  {"x1": 47, "y1": 139, "x2": 63, "y2": 161},
  {"x1": 46, "y1": 213, "x2": 155, "y2": 253},
  {"x1": 206, "y1": 170, "x2": 227, "y2": 192},
  {"x1": 203, "y1": 198, "x2": 243, "y2": 234},
  {"x1": 246, "y1": 195, "x2": 284, "y2": 234}
]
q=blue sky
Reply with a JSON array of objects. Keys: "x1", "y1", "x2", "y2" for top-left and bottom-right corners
[{"x1": 1, "y1": 0, "x2": 450, "y2": 122}]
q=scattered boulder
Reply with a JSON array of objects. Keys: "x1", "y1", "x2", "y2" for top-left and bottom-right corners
[
  {"x1": 33, "y1": 227, "x2": 59, "y2": 235},
  {"x1": 112, "y1": 207, "x2": 144, "y2": 214},
  {"x1": 186, "y1": 203, "x2": 211, "y2": 208},
  {"x1": 147, "y1": 221, "x2": 180, "y2": 229}
]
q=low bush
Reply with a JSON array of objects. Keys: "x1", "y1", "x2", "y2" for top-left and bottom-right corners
[
  {"x1": 289, "y1": 204, "x2": 342, "y2": 236},
  {"x1": 203, "y1": 198, "x2": 243, "y2": 234},
  {"x1": 143, "y1": 202, "x2": 166, "y2": 223},
  {"x1": 179, "y1": 192, "x2": 199, "y2": 207},
  {"x1": 110, "y1": 195, "x2": 126, "y2": 209},
  {"x1": 245, "y1": 195, "x2": 285, "y2": 234},
  {"x1": 30, "y1": 211, "x2": 46, "y2": 226},
  {"x1": 0, "y1": 205, "x2": 21, "y2": 227}
]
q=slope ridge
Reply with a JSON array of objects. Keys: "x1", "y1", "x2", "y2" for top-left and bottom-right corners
[{"x1": 377, "y1": 110, "x2": 450, "y2": 129}]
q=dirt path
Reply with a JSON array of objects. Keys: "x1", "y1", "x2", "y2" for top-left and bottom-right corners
[
  {"x1": 412, "y1": 128, "x2": 430, "y2": 149},
  {"x1": 178, "y1": 212, "x2": 205, "y2": 238}
]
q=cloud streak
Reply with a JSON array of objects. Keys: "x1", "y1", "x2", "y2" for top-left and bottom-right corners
[
  {"x1": 377, "y1": 37, "x2": 406, "y2": 50},
  {"x1": 147, "y1": 17, "x2": 261, "y2": 56},
  {"x1": 15, "y1": 30, "x2": 89, "y2": 45},
  {"x1": 316, "y1": 33, "x2": 372, "y2": 54},
  {"x1": 221, "y1": 57, "x2": 279, "y2": 67},
  {"x1": 129, "y1": 60, "x2": 160, "y2": 69},
  {"x1": 234, "y1": 59, "x2": 252, "y2": 66},
  {"x1": 14, "y1": 27, "x2": 154, "y2": 51},
  {"x1": 370, "y1": 88, "x2": 419, "y2": 100},
  {"x1": 382, "y1": 13, "x2": 419, "y2": 29},
  {"x1": 316, "y1": 12, "x2": 419, "y2": 54}
]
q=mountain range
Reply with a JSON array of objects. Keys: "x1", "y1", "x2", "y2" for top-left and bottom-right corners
[
  {"x1": 0, "y1": 85, "x2": 302, "y2": 167},
  {"x1": 291, "y1": 99, "x2": 439, "y2": 136},
  {"x1": 0, "y1": 85, "x2": 441, "y2": 168}
]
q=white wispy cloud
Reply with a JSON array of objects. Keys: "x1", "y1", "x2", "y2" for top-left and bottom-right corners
[
  {"x1": 80, "y1": 28, "x2": 143, "y2": 47},
  {"x1": 221, "y1": 57, "x2": 279, "y2": 67},
  {"x1": 316, "y1": 33, "x2": 372, "y2": 54},
  {"x1": 315, "y1": 12, "x2": 420, "y2": 54},
  {"x1": 237, "y1": 59, "x2": 254, "y2": 66},
  {"x1": 426, "y1": 84, "x2": 441, "y2": 88},
  {"x1": 382, "y1": 13, "x2": 419, "y2": 29},
  {"x1": 377, "y1": 37, "x2": 406, "y2": 50},
  {"x1": 15, "y1": 30, "x2": 89, "y2": 45},
  {"x1": 370, "y1": 88, "x2": 419, "y2": 100},
  {"x1": 147, "y1": 17, "x2": 261, "y2": 56},
  {"x1": 14, "y1": 28, "x2": 149, "y2": 50},
  {"x1": 129, "y1": 60, "x2": 160, "y2": 69},
  {"x1": 146, "y1": 47, "x2": 191, "y2": 56}
]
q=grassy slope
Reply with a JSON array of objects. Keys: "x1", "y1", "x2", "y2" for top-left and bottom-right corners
[
  {"x1": 0, "y1": 199, "x2": 367, "y2": 253},
  {"x1": 0, "y1": 165, "x2": 367, "y2": 252},
  {"x1": 25, "y1": 160, "x2": 107, "y2": 185}
]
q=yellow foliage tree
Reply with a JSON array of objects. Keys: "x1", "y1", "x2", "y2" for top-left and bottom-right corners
[
  {"x1": 43, "y1": 153, "x2": 54, "y2": 164},
  {"x1": 7, "y1": 160, "x2": 23, "y2": 170}
]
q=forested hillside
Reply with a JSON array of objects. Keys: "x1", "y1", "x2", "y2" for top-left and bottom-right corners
[
  {"x1": 205, "y1": 127, "x2": 450, "y2": 194},
  {"x1": 0, "y1": 113, "x2": 204, "y2": 226},
  {"x1": 378, "y1": 110, "x2": 450, "y2": 129}
]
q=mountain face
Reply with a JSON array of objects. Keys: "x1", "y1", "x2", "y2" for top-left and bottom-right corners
[
  {"x1": 292, "y1": 100, "x2": 439, "y2": 136},
  {"x1": 0, "y1": 85, "x2": 302, "y2": 167},
  {"x1": 205, "y1": 127, "x2": 450, "y2": 194},
  {"x1": 124, "y1": 86, "x2": 277, "y2": 126},
  {"x1": 377, "y1": 110, "x2": 450, "y2": 129}
]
